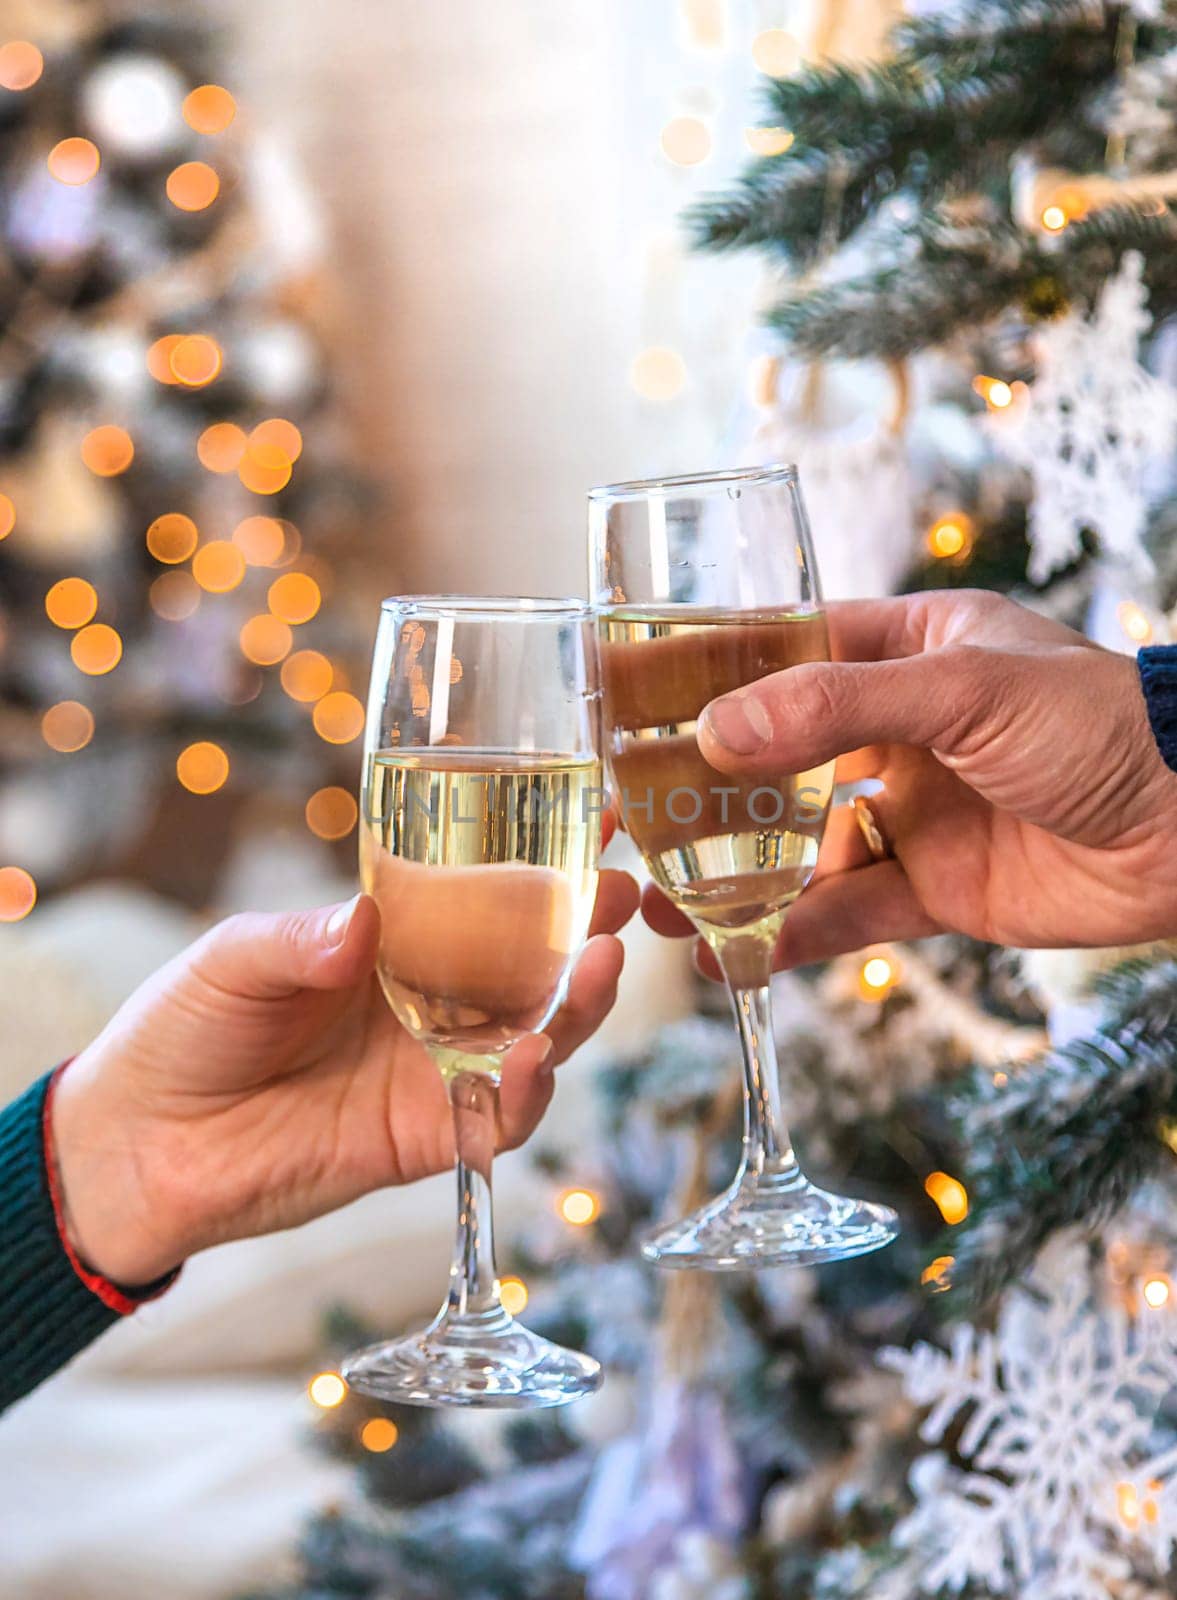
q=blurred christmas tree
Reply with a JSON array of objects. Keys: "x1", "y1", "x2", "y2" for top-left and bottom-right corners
[
  {"x1": 236, "y1": 4, "x2": 1177, "y2": 1598},
  {"x1": 0, "y1": 1, "x2": 371, "y2": 912}
]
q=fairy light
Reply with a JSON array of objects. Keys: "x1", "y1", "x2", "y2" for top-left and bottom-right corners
[
  {"x1": 307, "y1": 1371, "x2": 347, "y2": 1409},
  {"x1": 630, "y1": 347, "x2": 687, "y2": 402},
  {"x1": 921, "y1": 1255, "x2": 955, "y2": 1291},
  {"x1": 752, "y1": 28, "x2": 800, "y2": 77},
  {"x1": 251, "y1": 418, "x2": 303, "y2": 463},
  {"x1": 993, "y1": 1070, "x2": 1009, "y2": 1088},
  {"x1": 0, "y1": 493, "x2": 14, "y2": 539},
  {"x1": 238, "y1": 449, "x2": 292, "y2": 495},
  {"x1": 359, "y1": 1418, "x2": 398, "y2": 1452},
  {"x1": 71, "y1": 623, "x2": 122, "y2": 675},
  {"x1": 169, "y1": 334, "x2": 223, "y2": 388},
  {"x1": 233, "y1": 515, "x2": 286, "y2": 566},
  {"x1": 858, "y1": 949, "x2": 900, "y2": 1001},
  {"x1": 146, "y1": 513, "x2": 199, "y2": 564},
  {"x1": 305, "y1": 786, "x2": 359, "y2": 840},
  {"x1": 147, "y1": 334, "x2": 184, "y2": 385},
  {"x1": 927, "y1": 512, "x2": 975, "y2": 560},
  {"x1": 192, "y1": 540, "x2": 246, "y2": 594},
  {"x1": 500, "y1": 1275, "x2": 529, "y2": 1316},
  {"x1": 81, "y1": 425, "x2": 134, "y2": 477},
  {"x1": 972, "y1": 375, "x2": 1014, "y2": 411},
  {"x1": 150, "y1": 571, "x2": 200, "y2": 621},
  {"x1": 1143, "y1": 1276, "x2": 1170, "y2": 1310},
  {"x1": 0, "y1": 867, "x2": 37, "y2": 922},
  {"x1": 45, "y1": 578, "x2": 97, "y2": 629},
  {"x1": 272, "y1": 521, "x2": 302, "y2": 567},
  {"x1": 1118, "y1": 1483, "x2": 1140, "y2": 1528},
  {"x1": 42, "y1": 701, "x2": 94, "y2": 754},
  {"x1": 240, "y1": 613, "x2": 293, "y2": 665},
  {"x1": 281, "y1": 649, "x2": 333, "y2": 702},
  {"x1": 1117, "y1": 600, "x2": 1154, "y2": 645},
  {"x1": 166, "y1": 160, "x2": 220, "y2": 212},
  {"x1": 660, "y1": 115, "x2": 712, "y2": 166},
  {"x1": 559, "y1": 1188, "x2": 600, "y2": 1226},
  {"x1": 1041, "y1": 204, "x2": 1068, "y2": 232},
  {"x1": 0, "y1": 41, "x2": 44, "y2": 91},
  {"x1": 268, "y1": 572, "x2": 321, "y2": 625},
  {"x1": 744, "y1": 126, "x2": 794, "y2": 156},
  {"x1": 177, "y1": 742, "x2": 229, "y2": 795},
  {"x1": 924, "y1": 1171, "x2": 969, "y2": 1225},
  {"x1": 183, "y1": 84, "x2": 237, "y2": 135},
  {"x1": 197, "y1": 422, "x2": 247, "y2": 474},
  {"x1": 48, "y1": 137, "x2": 100, "y2": 186},
  {"x1": 312, "y1": 691, "x2": 365, "y2": 745}
]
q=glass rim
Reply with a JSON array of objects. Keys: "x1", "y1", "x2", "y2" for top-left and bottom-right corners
[
  {"x1": 380, "y1": 594, "x2": 592, "y2": 620},
  {"x1": 587, "y1": 461, "x2": 798, "y2": 502}
]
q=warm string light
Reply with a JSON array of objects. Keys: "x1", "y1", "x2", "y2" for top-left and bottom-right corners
[
  {"x1": 1117, "y1": 1480, "x2": 1162, "y2": 1530},
  {"x1": 42, "y1": 700, "x2": 94, "y2": 754},
  {"x1": 150, "y1": 571, "x2": 201, "y2": 621},
  {"x1": 183, "y1": 84, "x2": 237, "y2": 135},
  {"x1": 166, "y1": 160, "x2": 220, "y2": 212},
  {"x1": 751, "y1": 28, "x2": 800, "y2": 77},
  {"x1": 48, "y1": 137, "x2": 100, "y2": 186},
  {"x1": 972, "y1": 375, "x2": 1014, "y2": 411},
  {"x1": 921, "y1": 1254, "x2": 955, "y2": 1292},
  {"x1": 268, "y1": 572, "x2": 321, "y2": 625},
  {"x1": 858, "y1": 949, "x2": 901, "y2": 1001},
  {"x1": 307, "y1": 1371, "x2": 347, "y2": 1409},
  {"x1": 499, "y1": 1275, "x2": 529, "y2": 1316},
  {"x1": 1117, "y1": 600, "x2": 1154, "y2": 646},
  {"x1": 197, "y1": 422, "x2": 247, "y2": 474},
  {"x1": 233, "y1": 515, "x2": 286, "y2": 566},
  {"x1": 176, "y1": 742, "x2": 229, "y2": 795},
  {"x1": 0, "y1": 41, "x2": 44, "y2": 91},
  {"x1": 660, "y1": 115, "x2": 712, "y2": 166},
  {"x1": 924, "y1": 1171, "x2": 970, "y2": 1225},
  {"x1": 240, "y1": 613, "x2": 293, "y2": 665},
  {"x1": 71, "y1": 623, "x2": 122, "y2": 675},
  {"x1": 45, "y1": 577, "x2": 97, "y2": 629},
  {"x1": 0, "y1": 866, "x2": 37, "y2": 922},
  {"x1": 744, "y1": 126, "x2": 794, "y2": 156},
  {"x1": 1041, "y1": 204, "x2": 1068, "y2": 233},
  {"x1": 146, "y1": 513, "x2": 199, "y2": 564},
  {"x1": 927, "y1": 511, "x2": 976, "y2": 561},
  {"x1": 0, "y1": 493, "x2": 14, "y2": 539},
  {"x1": 192, "y1": 540, "x2": 246, "y2": 593},
  {"x1": 559, "y1": 1188, "x2": 600, "y2": 1226},
  {"x1": 359, "y1": 1417, "x2": 398, "y2": 1453},
  {"x1": 305, "y1": 786, "x2": 358, "y2": 840},
  {"x1": 630, "y1": 346, "x2": 686, "y2": 402},
  {"x1": 312, "y1": 691, "x2": 365, "y2": 745},
  {"x1": 81, "y1": 425, "x2": 134, "y2": 476},
  {"x1": 281, "y1": 649, "x2": 333, "y2": 702},
  {"x1": 147, "y1": 334, "x2": 185, "y2": 385},
  {"x1": 169, "y1": 334, "x2": 222, "y2": 388},
  {"x1": 1143, "y1": 1275, "x2": 1171, "y2": 1310}
]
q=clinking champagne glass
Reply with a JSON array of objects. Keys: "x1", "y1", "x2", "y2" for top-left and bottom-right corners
[
  {"x1": 342, "y1": 597, "x2": 604, "y2": 1407},
  {"x1": 589, "y1": 465, "x2": 899, "y2": 1269}
]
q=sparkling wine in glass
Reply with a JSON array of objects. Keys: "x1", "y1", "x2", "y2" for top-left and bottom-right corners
[
  {"x1": 342, "y1": 597, "x2": 605, "y2": 1407},
  {"x1": 590, "y1": 465, "x2": 899, "y2": 1269}
]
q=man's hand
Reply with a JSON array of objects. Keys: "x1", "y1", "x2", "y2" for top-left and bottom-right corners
[
  {"x1": 51, "y1": 854, "x2": 638, "y2": 1286},
  {"x1": 643, "y1": 590, "x2": 1177, "y2": 970}
]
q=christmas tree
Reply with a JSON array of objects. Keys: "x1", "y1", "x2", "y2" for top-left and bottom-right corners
[
  {"x1": 246, "y1": 4, "x2": 1177, "y2": 1596},
  {"x1": 0, "y1": 4, "x2": 369, "y2": 914}
]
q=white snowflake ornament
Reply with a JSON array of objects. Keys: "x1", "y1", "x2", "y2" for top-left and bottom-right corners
[
  {"x1": 994, "y1": 252, "x2": 1177, "y2": 582},
  {"x1": 881, "y1": 1242, "x2": 1177, "y2": 1600}
]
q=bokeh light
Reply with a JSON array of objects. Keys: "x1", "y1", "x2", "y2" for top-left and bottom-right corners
[
  {"x1": 660, "y1": 115, "x2": 711, "y2": 166},
  {"x1": 0, "y1": 493, "x2": 14, "y2": 539},
  {"x1": 0, "y1": 866, "x2": 37, "y2": 922},
  {"x1": 81, "y1": 425, "x2": 134, "y2": 477},
  {"x1": 150, "y1": 570, "x2": 200, "y2": 621},
  {"x1": 359, "y1": 1418, "x2": 398, "y2": 1453},
  {"x1": 1041, "y1": 204, "x2": 1068, "y2": 232},
  {"x1": 281, "y1": 649, "x2": 333, "y2": 702},
  {"x1": 233, "y1": 514, "x2": 285, "y2": 566},
  {"x1": 169, "y1": 334, "x2": 223, "y2": 387},
  {"x1": 240, "y1": 613, "x2": 293, "y2": 665},
  {"x1": 177, "y1": 741, "x2": 229, "y2": 794},
  {"x1": 0, "y1": 41, "x2": 44, "y2": 91},
  {"x1": 307, "y1": 1371, "x2": 347, "y2": 1409},
  {"x1": 1144, "y1": 1276, "x2": 1171, "y2": 1310},
  {"x1": 48, "y1": 137, "x2": 100, "y2": 186},
  {"x1": 146, "y1": 512, "x2": 199, "y2": 564},
  {"x1": 192, "y1": 540, "x2": 246, "y2": 593},
  {"x1": 166, "y1": 160, "x2": 220, "y2": 211},
  {"x1": 927, "y1": 512, "x2": 975, "y2": 560},
  {"x1": 921, "y1": 1254, "x2": 955, "y2": 1292},
  {"x1": 197, "y1": 422, "x2": 247, "y2": 474},
  {"x1": 147, "y1": 334, "x2": 185, "y2": 385},
  {"x1": 744, "y1": 126, "x2": 794, "y2": 156},
  {"x1": 630, "y1": 347, "x2": 686, "y2": 402},
  {"x1": 183, "y1": 84, "x2": 237, "y2": 134},
  {"x1": 500, "y1": 1275, "x2": 529, "y2": 1316},
  {"x1": 559, "y1": 1188, "x2": 600, "y2": 1226},
  {"x1": 1117, "y1": 601, "x2": 1154, "y2": 645},
  {"x1": 45, "y1": 578, "x2": 98, "y2": 629},
  {"x1": 924, "y1": 1171, "x2": 969, "y2": 1225},
  {"x1": 268, "y1": 572, "x2": 321, "y2": 624},
  {"x1": 752, "y1": 28, "x2": 800, "y2": 77},
  {"x1": 312, "y1": 691, "x2": 365, "y2": 744},
  {"x1": 71, "y1": 623, "x2": 122, "y2": 675},
  {"x1": 238, "y1": 450, "x2": 292, "y2": 495},
  {"x1": 251, "y1": 418, "x2": 302, "y2": 463},
  {"x1": 42, "y1": 701, "x2": 94, "y2": 754},
  {"x1": 858, "y1": 951, "x2": 900, "y2": 1000},
  {"x1": 305, "y1": 786, "x2": 359, "y2": 840}
]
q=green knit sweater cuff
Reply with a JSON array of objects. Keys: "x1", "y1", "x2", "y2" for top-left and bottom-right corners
[{"x1": 0, "y1": 1072, "x2": 120, "y2": 1413}]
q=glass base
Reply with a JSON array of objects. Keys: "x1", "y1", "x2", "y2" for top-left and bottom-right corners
[
  {"x1": 642, "y1": 1170, "x2": 899, "y2": 1271},
  {"x1": 342, "y1": 1305, "x2": 603, "y2": 1410}
]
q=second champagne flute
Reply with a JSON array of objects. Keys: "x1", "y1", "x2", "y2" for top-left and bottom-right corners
[
  {"x1": 342, "y1": 597, "x2": 605, "y2": 1407},
  {"x1": 590, "y1": 464, "x2": 899, "y2": 1270}
]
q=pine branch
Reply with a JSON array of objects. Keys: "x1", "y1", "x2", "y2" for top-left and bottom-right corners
[{"x1": 943, "y1": 957, "x2": 1177, "y2": 1310}]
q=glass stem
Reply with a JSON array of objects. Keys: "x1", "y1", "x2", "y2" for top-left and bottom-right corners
[
  {"x1": 444, "y1": 1069, "x2": 503, "y2": 1320},
  {"x1": 726, "y1": 979, "x2": 801, "y2": 1188}
]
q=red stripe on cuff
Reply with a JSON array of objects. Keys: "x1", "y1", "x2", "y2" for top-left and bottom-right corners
[{"x1": 42, "y1": 1063, "x2": 179, "y2": 1316}]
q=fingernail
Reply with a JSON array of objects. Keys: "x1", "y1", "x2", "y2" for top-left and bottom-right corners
[
  {"x1": 325, "y1": 894, "x2": 361, "y2": 946},
  {"x1": 536, "y1": 1035, "x2": 555, "y2": 1067},
  {"x1": 701, "y1": 690, "x2": 773, "y2": 755}
]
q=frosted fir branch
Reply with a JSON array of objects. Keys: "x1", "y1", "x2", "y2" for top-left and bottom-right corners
[{"x1": 943, "y1": 957, "x2": 1177, "y2": 1308}]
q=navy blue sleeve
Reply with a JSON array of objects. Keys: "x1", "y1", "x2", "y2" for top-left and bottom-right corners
[{"x1": 1138, "y1": 646, "x2": 1177, "y2": 775}]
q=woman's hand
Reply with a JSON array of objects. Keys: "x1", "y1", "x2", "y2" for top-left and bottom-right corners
[
  {"x1": 643, "y1": 590, "x2": 1177, "y2": 970},
  {"x1": 51, "y1": 850, "x2": 638, "y2": 1287}
]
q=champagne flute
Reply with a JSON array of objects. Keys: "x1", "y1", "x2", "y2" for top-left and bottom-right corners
[
  {"x1": 342, "y1": 597, "x2": 605, "y2": 1406},
  {"x1": 589, "y1": 465, "x2": 899, "y2": 1269}
]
